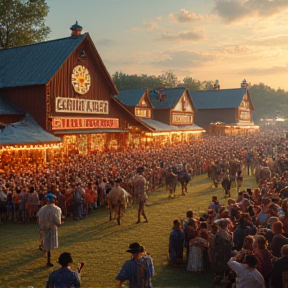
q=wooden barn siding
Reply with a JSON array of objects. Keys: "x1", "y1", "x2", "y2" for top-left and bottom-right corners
[
  {"x1": 50, "y1": 43, "x2": 112, "y2": 105},
  {"x1": 152, "y1": 109, "x2": 171, "y2": 125},
  {"x1": 49, "y1": 40, "x2": 124, "y2": 121},
  {"x1": 194, "y1": 108, "x2": 237, "y2": 127},
  {"x1": 1, "y1": 86, "x2": 47, "y2": 129},
  {"x1": 0, "y1": 114, "x2": 24, "y2": 124}
]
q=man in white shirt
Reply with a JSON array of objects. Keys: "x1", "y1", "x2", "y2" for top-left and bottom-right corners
[{"x1": 227, "y1": 254, "x2": 265, "y2": 288}]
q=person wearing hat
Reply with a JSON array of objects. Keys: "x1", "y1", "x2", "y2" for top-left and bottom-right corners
[
  {"x1": 116, "y1": 242, "x2": 154, "y2": 288},
  {"x1": 37, "y1": 192, "x2": 62, "y2": 267},
  {"x1": 46, "y1": 252, "x2": 80, "y2": 288},
  {"x1": 133, "y1": 167, "x2": 148, "y2": 224}
]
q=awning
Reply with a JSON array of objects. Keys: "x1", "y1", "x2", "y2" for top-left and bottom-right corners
[{"x1": 0, "y1": 114, "x2": 61, "y2": 146}]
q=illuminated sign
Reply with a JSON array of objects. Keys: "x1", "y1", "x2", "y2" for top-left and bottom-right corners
[
  {"x1": 135, "y1": 108, "x2": 150, "y2": 118},
  {"x1": 51, "y1": 117, "x2": 119, "y2": 130},
  {"x1": 55, "y1": 97, "x2": 109, "y2": 114},
  {"x1": 172, "y1": 114, "x2": 193, "y2": 124}
]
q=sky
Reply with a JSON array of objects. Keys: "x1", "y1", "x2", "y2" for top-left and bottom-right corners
[{"x1": 45, "y1": 0, "x2": 288, "y2": 90}]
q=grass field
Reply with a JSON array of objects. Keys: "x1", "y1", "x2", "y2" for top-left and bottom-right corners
[{"x1": 0, "y1": 174, "x2": 257, "y2": 288}]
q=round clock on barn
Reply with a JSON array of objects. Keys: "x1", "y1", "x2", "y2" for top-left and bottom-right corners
[{"x1": 71, "y1": 65, "x2": 91, "y2": 94}]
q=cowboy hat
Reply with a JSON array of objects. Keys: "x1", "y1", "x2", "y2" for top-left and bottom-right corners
[{"x1": 126, "y1": 242, "x2": 144, "y2": 253}]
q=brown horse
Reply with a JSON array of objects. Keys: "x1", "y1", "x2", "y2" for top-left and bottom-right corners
[
  {"x1": 178, "y1": 171, "x2": 192, "y2": 195},
  {"x1": 208, "y1": 163, "x2": 221, "y2": 188},
  {"x1": 165, "y1": 170, "x2": 178, "y2": 198},
  {"x1": 229, "y1": 160, "x2": 241, "y2": 188}
]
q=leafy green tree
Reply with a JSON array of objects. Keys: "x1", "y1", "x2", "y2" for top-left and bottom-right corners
[{"x1": 0, "y1": 0, "x2": 50, "y2": 48}]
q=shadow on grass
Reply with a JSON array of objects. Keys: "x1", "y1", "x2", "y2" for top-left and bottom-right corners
[{"x1": 153, "y1": 262, "x2": 214, "y2": 288}]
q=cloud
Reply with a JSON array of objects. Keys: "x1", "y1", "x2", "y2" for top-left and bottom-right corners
[
  {"x1": 152, "y1": 50, "x2": 217, "y2": 67},
  {"x1": 237, "y1": 65, "x2": 287, "y2": 76},
  {"x1": 143, "y1": 20, "x2": 160, "y2": 32},
  {"x1": 251, "y1": 35, "x2": 288, "y2": 46},
  {"x1": 158, "y1": 30, "x2": 206, "y2": 42},
  {"x1": 96, "y1": 38, "x2": 116, "y2": 46},
  {"x1": 223, "y1": 45, "x2": 250, "y2": 54},
  {"x1": 169, "y1": 9, "x2": 203, "y2": 23},
  {"x1": 213, "y1": 0, "x2": 288, "y2": 23}
]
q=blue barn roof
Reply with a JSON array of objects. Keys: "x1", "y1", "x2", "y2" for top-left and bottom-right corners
[
  {"x1": 116, "y1": 89, "x2": 146, "y2": 106},
  {"x1": 0, "y1": 34, "x2": 86, "y2": 88},
  {"x1": 190, "y1": 88, "x2": 247, "y2": 109},
  {"x1": 149, "y1": 87, "x2": 185, "y2": 109}
]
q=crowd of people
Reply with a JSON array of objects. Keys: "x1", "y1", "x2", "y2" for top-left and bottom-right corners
[
  {"x1": 2, "y1": 129, "x2": 288, "y2": 287},
  {"x1": 0, "y1": 130, "x2": 287, "y2": 224},
  {"x1": 169, "y1": 182, "x2": 288, "y2": 287}
]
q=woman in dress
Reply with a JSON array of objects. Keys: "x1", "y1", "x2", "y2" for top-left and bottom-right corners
[{"x1": 187, "y1": 229, "x2": 209, "y2": 272}]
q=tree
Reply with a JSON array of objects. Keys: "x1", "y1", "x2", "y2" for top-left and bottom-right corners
[
  {"x1": 0, "y1": 0, "x2": 50, "y2": 48},
  {"x1": 158, "y1": 70, "x2": 178, "y2": 88}
]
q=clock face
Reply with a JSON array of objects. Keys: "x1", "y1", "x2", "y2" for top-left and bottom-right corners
[{"x1": 71, "y1": 65, "x2": 91, "y2": 94}]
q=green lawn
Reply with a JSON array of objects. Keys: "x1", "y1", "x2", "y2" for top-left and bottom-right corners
[{"x1": 0, "y1": 174, "x2": 257, "y2": 288}]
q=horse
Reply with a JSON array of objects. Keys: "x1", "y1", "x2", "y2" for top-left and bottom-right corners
[
  {"x1": 229, "y1": 160, "x2": 241, "y2": 188},
  {"x1": 106, "y1": 187, "x2": 130, "y2": 225},
  {"x1": 165, "y1": 170, "x2": 178, "y2": 198},
  {"x1": 221, "y1": 174, "x2": 231, "y2": 197},
  {"x1": 208, "y1": 163, "x2": 221, "y2": 188},
  {"x1": 178, "y1": 170, "x2": 192, "y2": 195}
]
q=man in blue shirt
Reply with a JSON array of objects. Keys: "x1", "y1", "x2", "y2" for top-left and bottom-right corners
[
  {"x1": 116, "y1": 242, "x2": 154, "y2": 288},
  {"x1": 46, "y1": 252, "x2": 80, "y2": 288}
]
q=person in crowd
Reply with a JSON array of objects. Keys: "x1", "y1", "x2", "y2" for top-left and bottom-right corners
[
  {"x1": 72, "y1": 183, "x2": 84, "y2": 221},
  {"x1": 233, "y1": 213, "x2": 257, "y2": 251},
  {"x1": 279, "y1": 198, "x2": 288, "y2": 236},
  {"x1": 235, "y1": 235, "x2": 254, "y2": 263},
  {"x1": 182, "y1": 209, "x2": 198, "y2": 259},
  {"x1": 169, "y1": 219, "x2": 185, "y2": 267},
  {"x1": 270, "y1": 244, "x2": 288, "y2": 288},
  {"x1": 210, "y1": 219, "x2": 234, "y2": 284},
  {"x1": 253, "y1": 234, "x2": 274, "y2": 285},
  {"x1": 227, "y1": 254, "x2": 265, "y2": 288},
  {"x1": 26, "y1": 186, "x2": 39, "y2": 222},
  {"x1": 271, "y1": 221, "x2": 288, "y2": 258},
  {"x1": 187, "y1": 229, "x2": 209, "y2": 272},
  {"x1": 208, "y1": 196, "x2": 222, "y2": 214},
  {"x1": 46, "y1": 252, "x2": 80, "y2": 288},
  {"x1": 37, "y1": 193, "x2": 62, "y2": 267},
  {"x1": 133, "y1": 167, "x2": 148, "y2": 224},
  {"x1": 116, "y1": 242, "x2": 154, "y2": 288}
]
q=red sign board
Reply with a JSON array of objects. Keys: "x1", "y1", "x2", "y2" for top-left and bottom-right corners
[{"x1": 51, "y1": 117, "x2": 119, "y2": 130}]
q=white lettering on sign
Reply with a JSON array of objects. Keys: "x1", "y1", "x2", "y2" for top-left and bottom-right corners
[{"x1": 55, "y1": 97, "x2": 109, "y2": 114}]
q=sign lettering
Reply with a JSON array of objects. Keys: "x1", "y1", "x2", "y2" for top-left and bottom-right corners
[
  {"x1": 172, "y1": 114, "x2": 193, "y2": 124},
  {"x1": 51, "y1": 117, "x2": 119, "y2": 130},
  {"x1": 55, "y1": 97, "x2": 109, "y2": 114}
]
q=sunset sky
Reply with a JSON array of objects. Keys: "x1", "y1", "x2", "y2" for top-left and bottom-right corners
[{"x1": 46, "y1": 0, "x2": 288, "y2": 90}]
